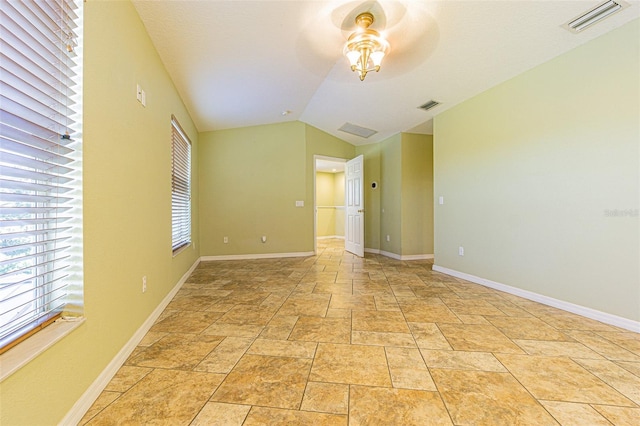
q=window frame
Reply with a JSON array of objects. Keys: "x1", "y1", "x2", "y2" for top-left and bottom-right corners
[
  {"x1": 0, "y1": 0, "x2": 83, "y2": 362},
  {"x1": 170, "y1": 116, "x2": 192, "y2": 254}
]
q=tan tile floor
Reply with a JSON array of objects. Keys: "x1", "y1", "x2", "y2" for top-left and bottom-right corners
[{"x1": 81, "y1": 239, "x2": 640, "y2": 425}]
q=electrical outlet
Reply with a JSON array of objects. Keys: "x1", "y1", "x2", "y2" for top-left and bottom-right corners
[
  {"x1": 458, "y1": 246, "x2": 464, "y2": 256},
  {"x1": 142, "y1": 276, "x2": 147, "y2": 293},
  {"x1": 223, "y1": 236, "x2": 228, "y2": 243},
  {"x1": 261, "y1": 236, "x2": 267, "y2": 243},
  {"x1": 386, "y1": 235, "x2": 390, "y2": 242}
]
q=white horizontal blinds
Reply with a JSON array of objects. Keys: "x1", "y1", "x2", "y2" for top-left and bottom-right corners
[
  {"x1": 171, "y1": 116, "x2": 191, "y2": 252},
  {"x1": 0, "y1": 0, "x2": 82, "y2": 351}
]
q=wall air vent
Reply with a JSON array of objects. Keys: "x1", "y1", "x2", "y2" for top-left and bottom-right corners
[
  {"x1": 338, "y1": 122, "x2": 377, "y2": 138},
  {"x1": 418, "y1": 100, "x2": 440, "y2": 111},
  {"x1": 563, "y1": 0, "x2": 627, "y2": 33}
]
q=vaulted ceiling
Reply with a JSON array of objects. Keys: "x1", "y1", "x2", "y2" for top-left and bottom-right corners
[{"x1": 132, "y1": 1, "x2": 639, "y2": 145}]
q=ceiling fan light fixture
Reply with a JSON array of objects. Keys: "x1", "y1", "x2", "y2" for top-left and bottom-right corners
[{"x1": 343, "y1": 12, "x2": 390, "y2": 81}]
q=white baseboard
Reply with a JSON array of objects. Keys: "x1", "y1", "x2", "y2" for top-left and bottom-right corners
[
  {"x1": 432, "y1": 265, "x2": 640, "y2": 333},
  {"x1": 379, "y1": 250, "x2": 401, "y2": 260},
  {"x1": 201, "y1": 251, "x2": 314, "y2": 261},
  {"x1": 366, "y1": 248, "x2": 434, "y2": 261},
  {"x1": 61, "y1": 258, "x2": 201, "y2": 425},
  {"x1": 317, "y1": 235, "x2": 345, "y2": 240}
]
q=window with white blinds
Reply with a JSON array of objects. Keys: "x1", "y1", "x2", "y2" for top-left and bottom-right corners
[
  {"x1": 0, "y1": 0, "x2": 83, "y2": 352},
  {"x1": 171, "y1": 116, "x2": 191, "y2": 253}
]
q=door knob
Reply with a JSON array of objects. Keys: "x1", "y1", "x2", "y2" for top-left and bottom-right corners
[{"x1": 358, "y1": 209, "x2": 365, "y2": 213}]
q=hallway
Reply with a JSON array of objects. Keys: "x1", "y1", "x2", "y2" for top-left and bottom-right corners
[{"x1": 81, "y1": 239, "x2": 640, "y2": 425}]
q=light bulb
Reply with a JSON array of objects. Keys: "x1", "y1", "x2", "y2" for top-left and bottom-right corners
[
  {"x1": 346, "y1": 50, "x2": 361, "y2": 69},
  {"x1": 371, "y1": 51, "x2": 385, "y2": 69}
]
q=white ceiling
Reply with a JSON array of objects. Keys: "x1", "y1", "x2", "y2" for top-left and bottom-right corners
[
  {"x1": 132, "y1": 0, "x2": 639, "y2": 145},
  {"x1": 316, "y1": 158, "x2": 346, "y2": 173}
]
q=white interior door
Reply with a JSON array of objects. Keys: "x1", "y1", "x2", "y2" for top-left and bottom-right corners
[{"x1": 345, "y1": 155, "x2": 364, "y2": 257}]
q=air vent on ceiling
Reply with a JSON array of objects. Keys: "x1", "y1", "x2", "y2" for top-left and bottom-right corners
[
  {"x1": 418, "y1": 100, "x2": 440, "y2": 112},
  {"x1": 338, "y1": 122, "x2": 377, "y2": 138},
  {"x1": 563, "y1": 0, "x2": 626, "y2": 33}
]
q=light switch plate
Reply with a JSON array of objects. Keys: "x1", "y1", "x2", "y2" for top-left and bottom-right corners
[{"x1": 136, "y1": 84, "x2": 146, "y2": 107}]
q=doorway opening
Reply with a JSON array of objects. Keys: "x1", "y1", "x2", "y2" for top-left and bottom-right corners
[
  {"x1": 314, "y1": 155, "x2": 365, "y2": 257},
  {"x1": 313, "y1": 156, "x2": 347, "y2": 255}
]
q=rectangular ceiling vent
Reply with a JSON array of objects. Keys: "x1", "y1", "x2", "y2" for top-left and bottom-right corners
[
  {"x1": 563, "y1": 0, "x2": 626, "y2": 33},
  {"x1": 338, "y1": 122, "x2": 377, "y2": 138},
  {"x1": 418, "y1": 100, "x2": 440, "y2": 112}
]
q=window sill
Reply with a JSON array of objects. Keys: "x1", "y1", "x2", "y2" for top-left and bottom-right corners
[
  {"x1": 0, "y1": 317, "x2": 85, "y2": 382},
  {"x1": 172, "y1": 242, "x2": 193, "y2": 258}
]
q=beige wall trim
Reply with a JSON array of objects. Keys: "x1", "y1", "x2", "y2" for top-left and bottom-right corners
[
  {"x1": 60, "y1": 258, "x2": 201, "y2": 425},
  {"x1": 433, "y1": 265, "x2": 640, "y2": 332},
  {"x1": 401, "y1": 254, "x2": 435, "y2": 261},
  {"x1": 201, "y1": 252, "x2": 315, "y2": 261},
  {"x1": 366, "y1": 248, "x2": 434, "y2": 261}
]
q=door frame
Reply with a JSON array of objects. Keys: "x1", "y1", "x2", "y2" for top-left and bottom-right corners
[{"x1": 313, "y1": 155, "x2": 348, "y2": 255}]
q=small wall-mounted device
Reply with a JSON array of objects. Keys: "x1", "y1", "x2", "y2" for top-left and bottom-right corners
[
  {"x1": 371, "y1": 181, "x2": 378, "y2": 189},
  {"x1": 136, "y1": 83, "x2": 146, "y2": 107}
]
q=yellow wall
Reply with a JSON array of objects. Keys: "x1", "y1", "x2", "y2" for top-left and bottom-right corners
[
  {"x1": 198, "y1": 122, "x2": 307, "y2": 254},
  {"x1": 316, "y1": 172, "x2": 345, "y2": 237},
  {"x1": 402, "y1": 134, "x2": 434, "y2": 255},
  {"x1": 380, "y1": 134, "x2": 403, "y2": 254},
  {"x1": 434, "y1": 19, "x2": 639, "y2": 321},
  {"x1": 198, "y1": 123, "x2": 354, "y2": 255},
  {"x1": 0, "y1": 2, "x2": 200, "y2": 424},
  {"x1": 377, "y1": 133, "x2": 434, "y2": 257},
  {"x1": 316, "y1": 172, "x2": 336, "y2": 237},
  {"x1": 334, "y1": 172, "x2": 345, "y2": 236},
  {"x1": 316, "y1": 172, "x2": 335, "y2": 206}
]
